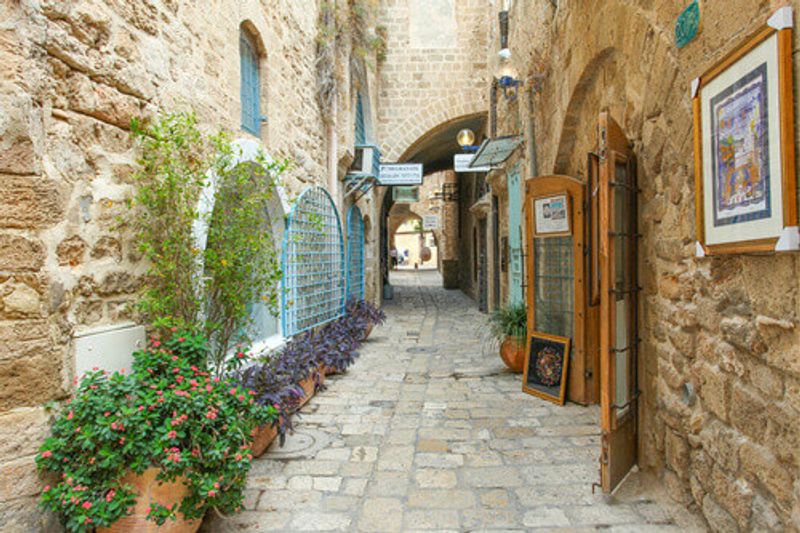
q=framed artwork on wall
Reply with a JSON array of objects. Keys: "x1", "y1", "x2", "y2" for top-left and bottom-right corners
[
  {"x1": 532, "y1": 193, "x2": 571, "y2": 237},
  {"x1": 522, "y1": 331, "x2": 570, "y2": 405},
  {"x1": 692, "y1": 6, "x2": 797, "y2": 255}
]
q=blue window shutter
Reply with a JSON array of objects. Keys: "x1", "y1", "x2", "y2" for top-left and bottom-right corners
[
  {"x1": 240, "y1": 31, "x2": 260, "y2": 135},
  {"x1": 355, "y1": 93, "x2": 366, "y2": 144}
]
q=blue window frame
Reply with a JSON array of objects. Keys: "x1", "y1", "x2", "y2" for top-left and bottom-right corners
[
  {"x1": 281, "y1": 186, "x2": 346, "y2": 337},
  {"x1": 346, "y1": 205, "x2": 365, "y2": 300},
  {"x1": 355, "y1": 92, "x2": 366, "y2": 144},
  {"x1": 240, "y1": 30, "x2": 261, "y2": 135}
]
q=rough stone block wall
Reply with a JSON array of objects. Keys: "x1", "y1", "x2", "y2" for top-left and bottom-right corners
[
  {"x1": 376, "y1": 0, "x2": 490, "y2": 162},
  {"x1": 499, "y1": 0, "x2": 800, "y2": 529},
  {"x1": 0, "y1": 0, "x2": 363, "y2": 528}
]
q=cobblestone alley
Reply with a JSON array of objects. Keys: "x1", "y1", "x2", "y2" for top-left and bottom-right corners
[{"x1": 206, "y1": 271, "x2": 705, "y2": 532}]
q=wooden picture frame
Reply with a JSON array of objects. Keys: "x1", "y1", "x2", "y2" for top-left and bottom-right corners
[
  {"x1": 532, "y1": 193, "x2": 572, "y2": 237},
  {"x1": 693, "y1": 7, "x2": 797, "y2": 255},
  {"x1": 522, "y1": 331, "x2": 570, "y2": 405}
]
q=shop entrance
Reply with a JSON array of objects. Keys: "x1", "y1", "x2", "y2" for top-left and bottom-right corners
[{"x1": 524, "y1": 112, "x2": 638, "y2": 493}]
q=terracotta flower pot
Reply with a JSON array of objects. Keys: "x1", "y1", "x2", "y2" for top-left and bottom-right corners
[
  {"x1": 499, "y1": 337, "x2": 526, "y2": 373},
  {"x1": 298, "y1": 368, "x2": 325, "y2": 407},
  {"x1": 97, "y1": 468, "x2": 200, "y2": 533},
  {"x1": 362, "y1": 323, "x2": 374, "y2": 341},
  {"x1": 251, "y1": 423, "x2": 279, "y2": 458},
  {"x1": 322, "y1": 365, "x2": 340, "y2": 376}
]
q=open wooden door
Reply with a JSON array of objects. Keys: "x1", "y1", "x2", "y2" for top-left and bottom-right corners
[{"x1": 598, "y1": 112, "x2": 639, "y2": 493}]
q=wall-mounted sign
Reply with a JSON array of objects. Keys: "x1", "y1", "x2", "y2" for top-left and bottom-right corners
[
  {"x1": 392, "y1": 186, "x2": 419, "y2": 203},
  {"x1": 422, "y1": 214, "x2": 440, "y2": 230},
  {"x1": 675, "y1": 1, "x2": 701, "y2": 49},
  {"x1": 533, "y1": 194, "x2": 571, "y2": 236},
  {"x1": 454, "y1": 153, "x2": 490, "y2": 173},
  {"x1": 379, "y1": 163, "x2": 423, "y2": 185}
]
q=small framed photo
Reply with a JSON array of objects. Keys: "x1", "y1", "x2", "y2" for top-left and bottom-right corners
[
  {"x1": 533, "y1": 194, "x2": 571, "y2": 236},
  {"x1": 522, "y1": 331, "x2": 570, "y2": 405},
  {"x1": 693, "y1": 7, "x2": 797, "y2": 255}
]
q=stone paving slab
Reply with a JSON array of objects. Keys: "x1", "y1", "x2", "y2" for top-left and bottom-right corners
[{"x1": 204, "y1": 271, "x2": 706, "y2": 532}]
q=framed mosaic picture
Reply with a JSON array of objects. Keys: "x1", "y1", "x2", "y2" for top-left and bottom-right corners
[
  {"x1": 522, "y1": 331, "x2": 570, "y2": 405},
  {"x1": 693, "y1": 7, "x2": 797, "y2": 255}
]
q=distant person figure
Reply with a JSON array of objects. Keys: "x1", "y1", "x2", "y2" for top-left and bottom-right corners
[{"x1": 390, "y1": 247, "x2": 398, "y2": 269}]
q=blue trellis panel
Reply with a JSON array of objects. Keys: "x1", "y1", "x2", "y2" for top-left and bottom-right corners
[
  {"x1": 281, "y1": 187, "x2": 346, "y2": 337},
  {"x1": 346, "y1": 205, "x2": 365, "y2": 300}
]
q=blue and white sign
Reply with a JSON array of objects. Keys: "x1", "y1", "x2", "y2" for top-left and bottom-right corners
[{"x1": 379, "y1": 163, "x2": 423, "y2": 185}]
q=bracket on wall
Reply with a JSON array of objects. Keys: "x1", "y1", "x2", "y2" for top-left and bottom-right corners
[{"x1": 345, "y1": 175, "x2": 376, "y2": 202}]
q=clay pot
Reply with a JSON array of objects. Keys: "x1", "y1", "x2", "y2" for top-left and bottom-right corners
[
  {"x1": 251, "y1": 423, "x2": 279, "y2": 458},
  {"x1": 322, "y1": 365, "x2": 340, "y2": 376},
  {"x1": 97, "y1": 468, "x2": 200, "y2": 533},
  {"x1": 362, "y1": 323, "x2": 374, "y2": 341},
  {"x1": 499, "y1": 337, "x2": 526, "y2": 373},
  {"x1": 298, "y1": 368, "x2": 325, "y2": 407}
]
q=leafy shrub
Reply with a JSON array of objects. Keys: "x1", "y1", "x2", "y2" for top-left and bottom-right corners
[
  {"x1": 316, "y1": 314, "x2": 363, "y2": 372},
  {"x1": 128, "y1": 112, "x2": 287, "y2": 374},
  {"x1": 489, "y1": 302, "x2": 527, "y2": 343},
  {"x1": 36, "y1": 329, "x2": 277, "y2": 531}
]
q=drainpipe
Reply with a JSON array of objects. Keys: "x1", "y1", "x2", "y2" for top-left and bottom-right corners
[
  {"x1": 527, "y1": 84, "x2": 538, "y2": 177},
  {"x1": 328, "y1": 96, "x2": 339, "y2": 209}
]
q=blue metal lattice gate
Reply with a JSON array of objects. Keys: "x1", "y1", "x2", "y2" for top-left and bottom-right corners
[
  {"x1": 346, "y1": 205, "x2": 365, "y2": 300},
  {"x1": 281, "y1": 186, "x2": 345, "y2": 337}
]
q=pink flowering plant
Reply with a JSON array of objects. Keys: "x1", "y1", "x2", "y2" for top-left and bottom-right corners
[{"x1": 36, "y1": 329, "x2": 277, "y2": 531}]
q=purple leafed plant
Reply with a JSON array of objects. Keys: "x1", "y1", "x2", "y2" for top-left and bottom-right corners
[
  {"x1": 346, "y1": 297, "x2": 387, "y2": 331},
  {"x1": 235, "y1": 298, "x2": 386, "y2": 440}
]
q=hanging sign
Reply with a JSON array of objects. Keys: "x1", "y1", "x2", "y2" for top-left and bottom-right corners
[
  {"x1": 392, "y1": 186, "x2": 419, "y2": 203},
  {"x1": 422, "y1": 215, "x2": 440, "y2": 230},
  {"x1": 454, "y1": 154, "x2": 491, "y2": 173},
  {"x1": 379, "y1": 163, "x2": 423, "y2": 185}
]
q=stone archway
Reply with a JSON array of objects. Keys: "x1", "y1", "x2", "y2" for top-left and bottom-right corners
[{"x1": 382, "y1": 92, "x2": 488, "y2": 162}]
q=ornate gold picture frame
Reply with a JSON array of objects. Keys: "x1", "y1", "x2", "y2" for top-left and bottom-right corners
[{"x1": 692, "y1": 7, "x2": 796, "y2": 255}]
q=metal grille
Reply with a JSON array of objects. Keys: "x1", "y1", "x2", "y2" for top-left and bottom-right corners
[
  {"x1": 533, "y1": 236, "x2": 574, "y2": 339},
  {"x1": 281, "y1": 186, "x2": 345, "y2": 337},
  {"x1": 239, "y1": 30, "x2": 260, "y2": 135},
  {"x1": 346, "y1": 205, "x2": 365, "y2": 300},
  {"x1": 355, "y1": 93, "x2": 366, "y2": 144}
]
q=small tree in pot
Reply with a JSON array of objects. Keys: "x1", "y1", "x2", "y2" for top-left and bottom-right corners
[{"x1": 488, "y1": 302, "x2": 527, "y2": 373}]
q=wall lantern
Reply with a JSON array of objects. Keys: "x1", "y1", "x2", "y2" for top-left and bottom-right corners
[
  {"x1": 496, "y1": 48, "x2": 522, "y2": 100},
  {"x1": 457, "y1": 128, "x2": 479, "y2": 153}
]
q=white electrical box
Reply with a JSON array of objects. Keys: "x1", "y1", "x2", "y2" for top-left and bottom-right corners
[{"x1": 74, "y1": 323, "x2": 146, "y2": 379}]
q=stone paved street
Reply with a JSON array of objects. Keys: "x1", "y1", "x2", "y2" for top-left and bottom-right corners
[{"x1": 206, "y1": 271, "x2": 705, "y2": 532}]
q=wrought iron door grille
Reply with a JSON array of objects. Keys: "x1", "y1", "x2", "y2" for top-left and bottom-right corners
[
  {"x1": 281, "y1": 186, "x2": 345, "y2": 337},
  {"x1": 533, "y1": 236, "x2": 574, "y2": 339}
]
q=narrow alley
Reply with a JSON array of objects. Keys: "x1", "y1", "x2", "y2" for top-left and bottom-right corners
[{"x1": 208, "y1": 271, "x2": 704, "y2": 532}]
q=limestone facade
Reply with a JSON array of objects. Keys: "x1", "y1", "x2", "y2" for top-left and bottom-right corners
[
  {"x1": 488, "y1": 0, "x2": 800, "y2": 529},
  {"x1": 0, "y1": 0, "x2": 382, "y2": 528}
]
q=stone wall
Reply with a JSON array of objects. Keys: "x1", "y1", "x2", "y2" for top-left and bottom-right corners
[
  {"x1": 375, "y1": 0, "x2": 490, "y2": 162},
  {"x1": 496, "y1": 0, "x2": 800, "y2": 529},
  {"x1": 0, "y1": 0, "x2": 372, "y2": 529}
]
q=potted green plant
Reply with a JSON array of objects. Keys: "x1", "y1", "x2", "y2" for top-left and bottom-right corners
[
  {"x1": 36, "y1": 330, "x2": 277, "y2": 532},
  {"x1": 489, "y1": 302, "x2": 527, "y2": 373}
]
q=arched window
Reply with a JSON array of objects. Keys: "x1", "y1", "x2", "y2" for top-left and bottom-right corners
[
  {"x1": 281, "y1": 186, "x2": 346, "y2": 337},
  {"x1": 240, "y1": 26, "x2": 262, "y2": 135},
  {"x1": 193, "y1": 139, "x2": 288, "y2": 352},
  {"x1": 347, "y1": 205, "x2": 365, "y2": 300}
]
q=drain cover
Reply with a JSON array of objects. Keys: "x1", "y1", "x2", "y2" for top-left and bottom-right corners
[
  {"x1": 265, "y1": 427, "x2": 331, "y2": 460},
  {"x1": 406, "y1": 346, "x2": 437, "y2": 354}
]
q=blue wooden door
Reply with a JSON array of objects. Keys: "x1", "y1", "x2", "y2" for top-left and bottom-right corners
[{"x1": 507, "y1": 164, "x2": 523, "y2": 304}]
